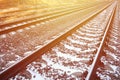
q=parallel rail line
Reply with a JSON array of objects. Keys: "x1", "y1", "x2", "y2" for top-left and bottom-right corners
[{"x1": 0, "y1": 2, "x2": 110, "y2": 35}]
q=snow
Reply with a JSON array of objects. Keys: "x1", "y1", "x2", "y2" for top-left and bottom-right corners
[
  {"x1": 67, "y1": 37, "x2": 87, "y2": 45},
  {"x1": 30, "y1": 25, "x2": 36, "y2": 28},
  {"x1": 42, "y1": 53, "x2": 83, "y2": 75},
  {"x1": 35, "y1": 23, "x2": 41, "y2": 26},
  {"x1": 97, "y1": 72, "x2": 111, "y2": 80},
  {"x1": 64, "y1": 44, "x2": 81, "y2": 52},
  {"x1": 109, "y1": 65, "x2": 118, "y2": 72},
  {"x1": 9, "y1": 31, "x2": 16, "y2": 35},
  {"x1": 41, "y1": 22, "x2": 45, "y2": 24},
  {"x1": 104, "y1": 50, "x2": 119, "y2": 61},
  {"x1": 108, "y1": 44, "x2": 117, "y2": 50},
  {"x1": 28, "y1": 69, "x2": 45, "y2": 80},
  {"x1": 54, "y1": 48, "x2": 89, "y2": 61},
  {"x1": 72, "y1": 33, "x2": 100, "y2": 41},
  {"x1": 25, "y1": 27, "x2": 30, "y2": 30},
  {"x1": 0, "y1": 34, "x2": 7, "y2": 38},
  {"x1": 17, "y1": 29, "x2": 24, "y2": 32}
]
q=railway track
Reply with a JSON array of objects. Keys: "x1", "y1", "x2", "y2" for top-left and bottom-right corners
[
  {"x1": 0, "y1": 4, "x2": 83, "y2": 32},
  {"x1": 86, "y1": 2, "x2": 118, "y2": 80},
  {"x1": 0, "y1": 2, "x2": 99, "y2": 27},
  {"x1": 93, "y1": 3, "x2": 120, "y2": 80},
  {"x1": 0, "y1": 4, "x2": 82, "y2": 25},
  {"x1": 9, "y1": 2, "x2": 117, "y2": 80},
  {"x1": 0, "y1": 1, "x2": 113, "y2": 74},
  {"x1": 0, "y1": 2, "x2": 109, "y2": 34},
  {"x1": 0, "y1": 0, "x2": 119, "y2": 80}
]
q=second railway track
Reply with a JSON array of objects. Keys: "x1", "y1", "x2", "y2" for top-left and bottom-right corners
[{"x1": 0, "y1": 2, "x2": 110, "y2": 34}]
